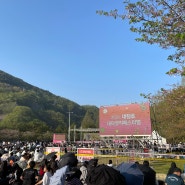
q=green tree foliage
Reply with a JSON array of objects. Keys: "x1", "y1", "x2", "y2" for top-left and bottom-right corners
[
  {"x1": 43, "y1": 110, "x2": 66, "y2": 129},
  {"x1": 142, "y1": 86, "x2": 185, "y2": 143},
  {"x1": 97, "y1": 0, "x2": 185, "y2": 75},
  {"x1": 27, "y1": 119, "x2": 50, "y2": 133},
  {"x1": 81, "y1": 106, "x2": 99, "y2": 128},
  {"x1": 0, "y1": 106, "x2": 36, "y2": 130}
]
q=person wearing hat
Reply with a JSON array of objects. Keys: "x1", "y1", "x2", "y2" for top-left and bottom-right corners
[{"x1": 165, "y1": 167, "x2": 184, "y2": 185}]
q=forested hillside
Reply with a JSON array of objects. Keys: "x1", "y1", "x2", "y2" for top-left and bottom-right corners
[
  {"x1": 1, "y1": 70, "x2": 185, "y2": 143},
  {"x1": 0, "y1": 70, "x2": 99, "y2": 141}
]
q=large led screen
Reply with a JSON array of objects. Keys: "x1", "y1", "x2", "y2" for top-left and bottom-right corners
[{"x1": 99, "y1": 102, "x2": 151, "y2": 136}]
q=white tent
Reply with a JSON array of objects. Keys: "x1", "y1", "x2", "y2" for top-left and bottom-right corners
[{"x1": 147, "y1": 130, "x2": 167, "y2": 145}]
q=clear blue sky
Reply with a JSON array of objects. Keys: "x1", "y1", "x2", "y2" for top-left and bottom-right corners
[{"x1": 0, "y1": 0, "x2": 181, "y2": 108}]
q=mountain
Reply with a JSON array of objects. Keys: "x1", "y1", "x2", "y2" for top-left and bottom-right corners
[{"x1": 0, "y1": 70, "x2": 99, "y2": 141}]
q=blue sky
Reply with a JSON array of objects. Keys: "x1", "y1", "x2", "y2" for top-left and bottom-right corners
[{"x1": 0, "y1": 0, "x2": 181, "y2": 108}]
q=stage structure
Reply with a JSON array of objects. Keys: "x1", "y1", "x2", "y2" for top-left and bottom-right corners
[
  {"x1": 99, "y1": 102, "x2": 152, "y2": 137},
  {"x1": 70, "y1": 127, "x2": 100, "y2": 142}
]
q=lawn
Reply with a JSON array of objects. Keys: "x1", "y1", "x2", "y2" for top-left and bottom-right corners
[{"x1": 96, "y1": 156, "x2": 185, "y2": 174}]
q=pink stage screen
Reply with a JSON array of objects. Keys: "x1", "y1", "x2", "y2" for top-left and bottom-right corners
[
  {"x1": 53, "y1": 133, "x2": 66, "y2": 144},
  {"x1": 99, "y1": 103, "x2": 151, "y2": 136}
]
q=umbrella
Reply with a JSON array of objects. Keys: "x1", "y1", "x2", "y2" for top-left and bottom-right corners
[
  {"x1": 46, "y1": 151, "x2": 57, "y2": 160},
  {"x1": 58, "y1": 152, "x2": 78, "y2": 168},
  {"x1": 117, "y1": 162, "x2": 144, "y2": 185},
  {"x1": 86, "y1": 164, "x2": 127, "y2": 185}
]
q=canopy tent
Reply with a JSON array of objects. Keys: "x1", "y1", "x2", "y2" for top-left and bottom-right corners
[{"x1": 147, "y1": 130, "x2": 167, "y2": 145}]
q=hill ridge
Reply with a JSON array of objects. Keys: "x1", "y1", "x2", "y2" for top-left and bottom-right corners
[{"x1": 0, "y1": 70, "x2": 99, "y2": 141}]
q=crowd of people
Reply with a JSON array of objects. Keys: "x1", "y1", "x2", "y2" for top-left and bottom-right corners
[{"x1": 0, "y1": 140, "x2": 184, "y2": 185}]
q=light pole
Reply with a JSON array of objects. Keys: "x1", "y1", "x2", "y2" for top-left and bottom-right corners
[
  {"x1": 74, "y1": 125, "x2": 76, "y2": 143},
  {"x1": 67, "y1": 111, "x2": 73, "y2": 142}
]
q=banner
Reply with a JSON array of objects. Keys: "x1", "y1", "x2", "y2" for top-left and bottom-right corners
[
  {"x1": 77, "y1": 148, "x2": 94, "y2": 162},
  {"x1": 53, "y1": 133, "x2": 66, "y2": 144},
  {"x1": 99, "y1": 102, "x2": 151, "y2": 136},
  {"x1": 45, "y1": 147, "x2": 61, "y2": 160}
]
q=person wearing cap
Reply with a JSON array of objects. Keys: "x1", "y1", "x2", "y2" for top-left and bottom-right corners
[{"x1": 165, "y1": 167, "x2": 184, "y2": 185}]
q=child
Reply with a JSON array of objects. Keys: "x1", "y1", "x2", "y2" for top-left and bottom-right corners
[{"x1": 35, "y1": 164, "x2": 52, "y2": 185}]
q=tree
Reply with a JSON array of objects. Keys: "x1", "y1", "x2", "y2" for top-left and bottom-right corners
[
  {"x1": 81, "y1": 108, "x2": 99, "y2": 128},
  {"x1": 141, "y1": 86, "x2": 185, "y2": 143},
  {"x1": 0, "y1": 106, "x2": 36, "y2": 130},
  {"x1": 157, "y1": 86, "x2": 185, "y2": 143},
  {"x1": 97, "y1": 0, "x2": 185, "y2": 75}
]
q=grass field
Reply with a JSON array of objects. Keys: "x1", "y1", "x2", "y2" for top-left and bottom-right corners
[
  {"x1": 59, "y1": 151, "x2": 185, "y2": 181},
  {"x1": 96, "y1": 156, "x2": 185, "y2": 174}
]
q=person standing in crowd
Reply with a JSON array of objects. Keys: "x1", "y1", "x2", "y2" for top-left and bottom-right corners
[
  {"x1": 65, "y1": 167, "x2": 83, "y2": 185},
  {"x1": 0, "y1": 153, "x2": 2, "y2": 163},
  {"x1": 8, "y1": 152, "x2": 16, "y2": 163},
  {"x1": 9, "y1": 163, "x2": 23, "y2": 185},
  {"x1": 20, "y1": 161, "x2": 38, "y2": 185},
  {"x1": 167, "y1": 162, "x2": 177, "y2": 176},
  {"x1": 138, "y1": 160, "x2": 157, "y2": 185},
  {"x1": 42, "y1": 164, "x2": 52, "y2": 185},
  {"x1": 165, "y1": 167, "x2": 184, "y2": 185},
  {"x1": 38, "y1": 159, "x2": 48, "y2": 180},
  {"x1": 0, "y1": 160, "x2": 11, "y2": 185},
  {"x1": 49, "y1": 152, "x2": 78, "y2": 185},
  {"x1": 49, "y1": 155, "x2": 58, "y2": 175},
  {"x1": 15, "y1": 149, "x2": 21, "y2": 161},
  {"x1": 34, "y1": 148, "x2": 44, "y2": 163},
  {"x1": 35, "y1": 164, "x2": 52, "y2": 185},
  {"x1": 107, "y1": 159, "x2": 113, "y2": 167},
  {"x1": 18, "y1": 153, "x2": 28, "y2": 170},
  {"x1": 80, "y1": 161, "x2": 88, "y2": 185}
]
